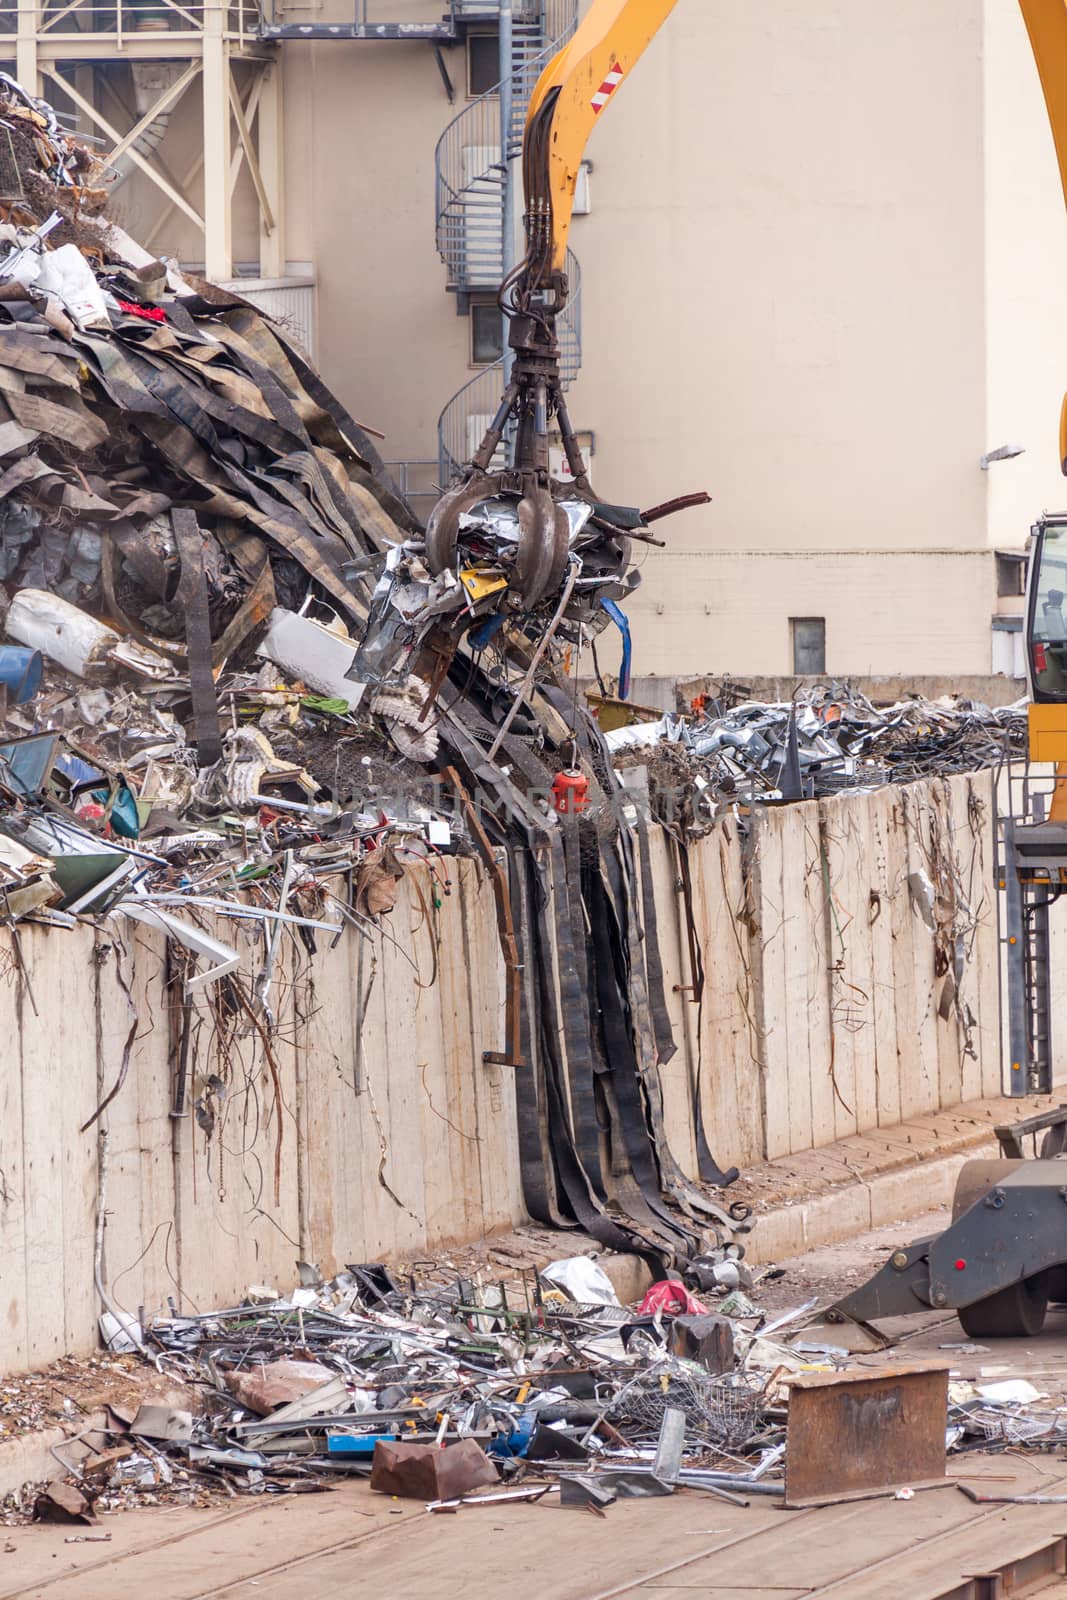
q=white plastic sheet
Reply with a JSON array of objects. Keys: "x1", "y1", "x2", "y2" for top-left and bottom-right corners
[{"x1": 540, "y1": 1256, "x2": 620, "y2": 1306}]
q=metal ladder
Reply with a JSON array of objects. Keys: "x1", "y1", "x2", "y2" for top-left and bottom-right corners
[{"x1": 996, "y1": 756, "x2": 1066, "y2": 1096}]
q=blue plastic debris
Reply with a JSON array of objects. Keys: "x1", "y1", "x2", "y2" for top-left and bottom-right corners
[
  {"x1": 487, "y1": 1410, "x2": 536, "y2": 1459},
  {"x1": 326, "y1": 1432, "x2": 397, "y2": 1456}
]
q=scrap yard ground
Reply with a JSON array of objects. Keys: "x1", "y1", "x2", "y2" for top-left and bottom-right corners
[{"x1": 9, "y1": 1215, "x2": 1067, "y2": 1600}]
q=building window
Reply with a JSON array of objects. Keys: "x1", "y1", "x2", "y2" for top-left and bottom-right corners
[
  {"x1": 467, "y1": 29, "x2": 500, "y2": 97},
  {"x1": 996, "y1": 552, "x2": 1026, "y2": 598},
  {"x1": 992, "y1": 615, "x2": 1025, "y2": 678},
  {"x1": 791, "y1": 617, "x2": 826, "y2": 675},
  {"x1": 470, "y1": 298, "x2": 504, "y2": 366}
]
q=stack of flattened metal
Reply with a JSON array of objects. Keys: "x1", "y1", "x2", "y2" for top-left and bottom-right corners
[{"x1": 0, "y1": 75, "x2": 740, "y2": 1276}]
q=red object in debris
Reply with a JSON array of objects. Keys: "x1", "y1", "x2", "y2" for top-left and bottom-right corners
[
  {"x1": 637, "y1": 1280, "x2": 707, "y2": 1318},
  {"x1": 116, "y1": 300, "x2": 167, "y2": 323},
  {"x1": 75, "y1": 798, "x2": 107, "y2": 824},
  {"x1": 552, "y1": 768, "x2": 589, "y2": 814}
]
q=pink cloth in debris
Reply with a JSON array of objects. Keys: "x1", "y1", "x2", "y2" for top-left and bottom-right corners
[{"x1": 637, "y1": 1280, "x2": 707, "y2": 1318}]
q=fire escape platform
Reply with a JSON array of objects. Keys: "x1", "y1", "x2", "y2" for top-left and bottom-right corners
[{"x1": 260, "y1": 20, "x2": 459, "y2": 40}]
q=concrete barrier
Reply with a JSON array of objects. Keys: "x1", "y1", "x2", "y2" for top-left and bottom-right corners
[
  {"x1": 0, "y1": 858, "x2": 520, "y2": 1374},
  {"x1": 641, "y1": 770, "x2": 1000, "y2": 1179},
  {"x1": 0, "y1": 772, "x2": 1003, "y2": 1371}
]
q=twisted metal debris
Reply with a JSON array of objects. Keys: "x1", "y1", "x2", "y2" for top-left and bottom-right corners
[
  {"x1": 0, "y1": 74, "x2": 742, "y2": 1288},
  {"x1": 606, "y1": 683, "x2": 1025, "y2": 834}
]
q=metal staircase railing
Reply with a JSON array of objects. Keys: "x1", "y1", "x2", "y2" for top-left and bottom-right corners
[
  {"x1": 437, "y1": 247, "x2": 581, "y2": 484},
  {"x1": 434, "y1": 0, "x2": 578, "y2": 292},
  {"x1": 438, "y1": 360, "x2": 508, "y2": 485},
  {"x1": 434, "y1": 0, "x2": 582, "y2": 484}
]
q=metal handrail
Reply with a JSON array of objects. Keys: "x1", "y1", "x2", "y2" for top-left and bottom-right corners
[
  {"x1": 265, "y1": 1, "x2": 504, "y2": 26},
  {"x1": 437, "y1": 358, "x2": 508, "y2": 486},
  {"x1": 383, "y1": 458, "x2": 440, "y2": 525},
  {"x1": 36, "y1": 0, "x2": 205, "y2": 32},
  {"x1": 433, "y1": 47, "x2": 541, "y2": 281},
  {"x1": 434, "y1": 1, "x2": 577, "y2": 287},
  {"x1": 28, "y1": 0, "x2": 262, "y2": 37}
]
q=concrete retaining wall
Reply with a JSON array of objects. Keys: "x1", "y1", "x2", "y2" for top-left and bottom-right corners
[
  {"x1": 0, "y1": 859, "x2": 519, "y2": 1374},
  {"x1": 0, "y1": 772, "x2": 1003, "y2": 1372},
  {"x1": 644, "y1": 770, "x2": 1002, "y2": 1180}
]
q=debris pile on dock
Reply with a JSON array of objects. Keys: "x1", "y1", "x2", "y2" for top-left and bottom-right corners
[{"x1": 603, "y1": 684, "x2": 1024, "y2": 833}]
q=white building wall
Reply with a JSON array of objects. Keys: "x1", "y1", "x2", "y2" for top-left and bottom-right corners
[
  {"x1": 983, "y1": 0, "x2": 1067, "y2": 547},
  {"x1": 104, "y1": 0, "x2": 1067, "y2": 678}
]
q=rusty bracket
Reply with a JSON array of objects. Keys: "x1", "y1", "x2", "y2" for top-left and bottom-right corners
[{"x1": 173, "y1": 509, "x2": 223, "y2": 769}]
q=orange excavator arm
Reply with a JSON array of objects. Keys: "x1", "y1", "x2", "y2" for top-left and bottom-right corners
[
  {"x1": 427, "y1": 0, "x2": 682, "y2": 601},
  {"x1": 523, "y1": 0, "x2": 679, "y2": 279},
  {"x1": 1019, "y1": 0, "x2": 1067, "y2": 469}
]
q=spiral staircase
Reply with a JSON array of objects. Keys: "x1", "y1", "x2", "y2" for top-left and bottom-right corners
[{"x1": 433, "y1": 0, "x2": 581, "y2": 484}]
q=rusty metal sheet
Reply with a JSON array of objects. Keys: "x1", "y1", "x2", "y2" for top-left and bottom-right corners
[
  {"x1": 783, "y1": 1361, "x2": 949, "y2": 1507},
  {"x1": 369, "y1": 1438, "x2": 498, "y2": 1501},
  {"x1": 369, "y1": 1440, "x2": 499, "y2": 1497},
  {"x1": 173, "y1": 507, "x2": 223, "y2": 768}
]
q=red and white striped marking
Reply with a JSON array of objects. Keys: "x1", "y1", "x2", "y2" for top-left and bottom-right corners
[{"x1": 591, "y1": 61, "x2": 624, "y2": 114}]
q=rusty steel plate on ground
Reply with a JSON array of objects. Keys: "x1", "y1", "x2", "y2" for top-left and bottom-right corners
[{"x1": 783, "y1": 1361, "x2": 949, "y2": 1507}]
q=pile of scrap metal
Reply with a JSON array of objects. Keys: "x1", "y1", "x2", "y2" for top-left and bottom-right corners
[
  {"x1": 30, "y1": 1255, "x2": 1060, "y2": 1524},
  {"x1": 604, "y1": 684, "x2": 1026, "y2": 833},
  {"x1": 0, "y1": 89, "x2": 459, "y2": 955},
  {"x1": 0, "y1": 75, "x2": 740, "y2": 1279},
  {"x1": 22, "y1": 1257, "x2": 795, "y2": 1520}
]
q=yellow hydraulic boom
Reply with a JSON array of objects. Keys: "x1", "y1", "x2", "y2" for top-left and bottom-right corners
[
  {"x1": 426, "y1": 0, "x2": 679, "y2": 607},
  {"x1": 1019, "y1": 0, "x2": 1067, "y2": 474},
  {"x1": 523, "y1": 0, "x2": 678, "y2": 280},
  {"x1": 1017, "y1": 3, "x2": 1067, "y2": 776}
]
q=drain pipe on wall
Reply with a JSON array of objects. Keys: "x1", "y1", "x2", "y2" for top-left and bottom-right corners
[{"x1": 94, "y1": 1128, "x2": 148, "y2": 1352}]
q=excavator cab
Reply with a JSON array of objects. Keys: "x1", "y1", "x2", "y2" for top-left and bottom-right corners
[
  {"x1": 827, "y1": 523, "x2": 1067, "y2": 1340},
  {"x1": 1026, "y1": 516, "x2": 1067, "y2": 702}
]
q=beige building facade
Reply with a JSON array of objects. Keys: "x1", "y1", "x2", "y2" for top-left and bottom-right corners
[{"x1": 14, "y1": 0, "x2": 1067, "y2": 681}]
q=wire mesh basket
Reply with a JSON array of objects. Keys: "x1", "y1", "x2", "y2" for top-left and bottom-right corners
[
  {"x1": 969, "y1": 1407, "x2": 1062, "y2": 1446},
  {"x1": 607, "y1": 1358, "x2": 768, "y2": 1450}
]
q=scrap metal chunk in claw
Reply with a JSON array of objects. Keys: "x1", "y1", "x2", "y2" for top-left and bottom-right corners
[{"x1": 346, "y1": 479, "x2": 665, "y2": 761}]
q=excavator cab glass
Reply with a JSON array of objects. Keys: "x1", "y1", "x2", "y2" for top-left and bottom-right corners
[{"x1": 1027, "y1": 517, "x2": 1067, "y2": 701}]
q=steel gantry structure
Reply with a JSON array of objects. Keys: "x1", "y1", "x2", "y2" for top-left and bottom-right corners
[{"x1": 5, "y1": 0, "x2": 282, "y2": 282}]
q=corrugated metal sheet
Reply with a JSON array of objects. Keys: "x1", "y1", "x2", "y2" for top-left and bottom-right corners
[{"x1": 220, "y1": 275, "x2": 316, "y2": 360}]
